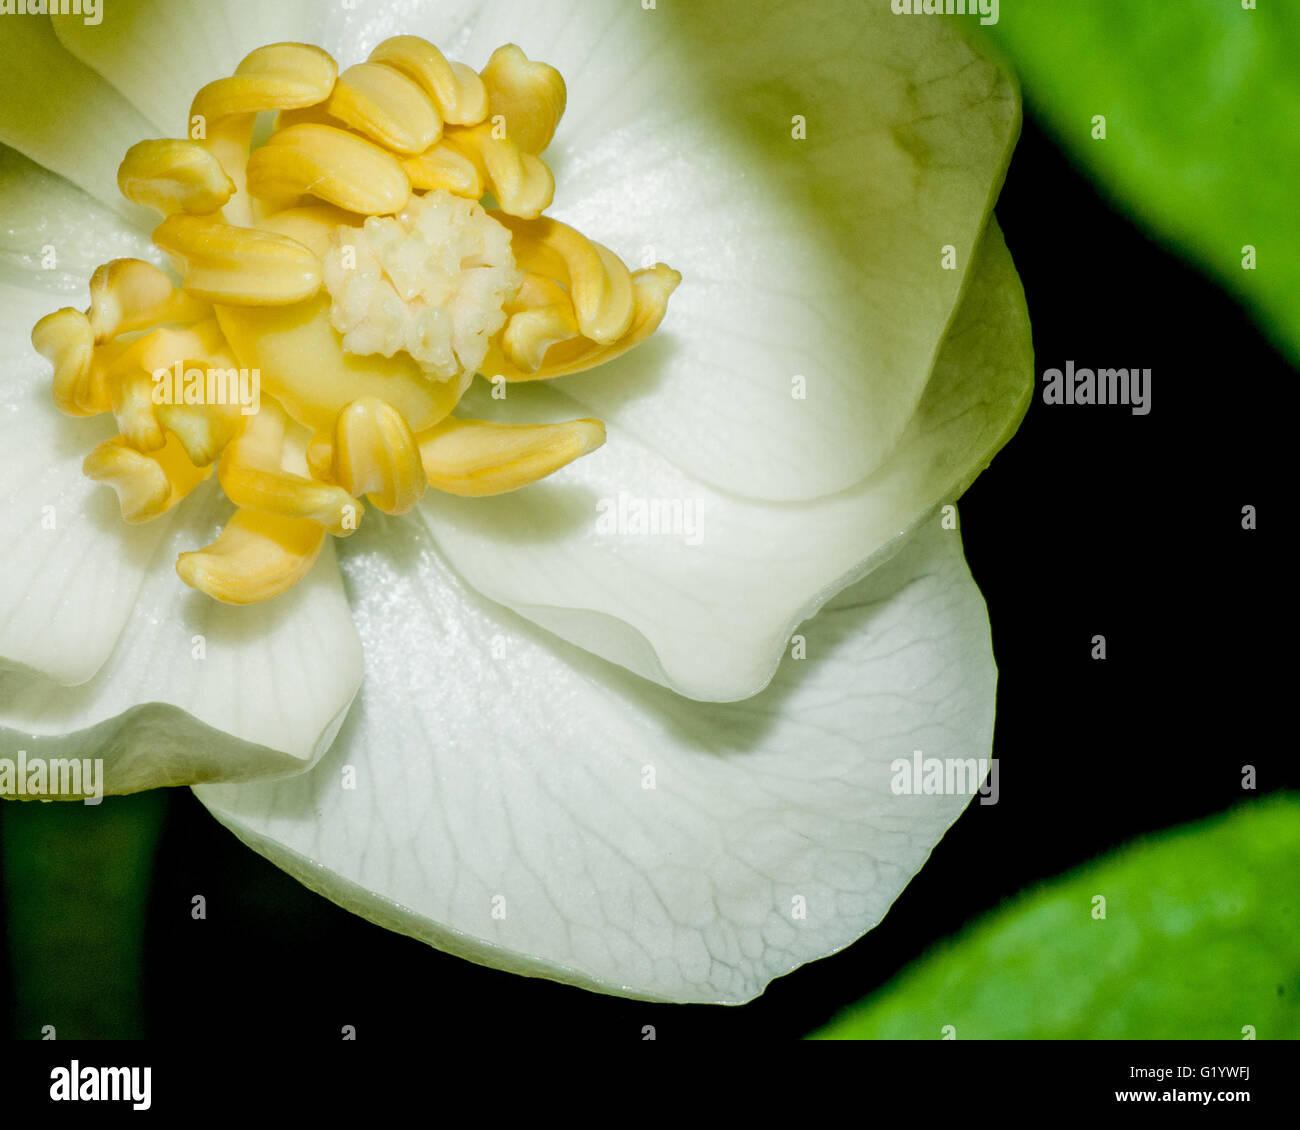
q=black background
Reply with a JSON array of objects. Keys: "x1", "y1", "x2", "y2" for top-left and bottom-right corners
[{"x1": 1, "y1": 109, "x2": 1289, "y2": 1043}]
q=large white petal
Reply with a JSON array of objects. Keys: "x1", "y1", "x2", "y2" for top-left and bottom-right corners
[
  {"x1": 0, "y1": 283, "x2": 176, "y2": 685},
  {"x1": 197, "y1": 514, "x2": 993, "y2": 1004},
  {"x1": 0, "y1": 481, "x2": 362, "y2": 796},
  {"x1": 339, "y1": 0, "x2": 1019, "y2": 499},
  {"x1": 52, "y1": 0, "x2": 329, "y2": 137},
  {"x1": 424, "y1": 221, "x2": 1030, "y2": 701},
  {"x1": 0, "y1": 18, "x2": 156, "y2": 223}
]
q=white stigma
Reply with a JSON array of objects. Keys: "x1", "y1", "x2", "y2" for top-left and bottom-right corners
[{"x1": 323, "y1": 190, "x2": 523, "y2": 387}]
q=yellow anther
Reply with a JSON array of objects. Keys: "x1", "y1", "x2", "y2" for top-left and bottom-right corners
[
  {"x1": 255, "y1": 203, "x2": 361, "y2": 259},
  {"x1": 118, "y1": 139, "x2": 236, "y2": 215},
  {"x1": 215, "y1": 296, "x2": 461, "y2": 434},
  {"x1": 83, "y1": 433, "x2": 211, "y2": 523},
  {"x1": 328, "y1": 62, "x2": 443, "y2": 156},
  {"x1": 401, "y1": 137, "x2": 485, "y2": 198},
  {"x1": 109, "y1": 370, "x2": 165, "y2": 452},
  {"x1": 480, "y1": 44, "x2": 566, "y2": 156},
  {"x1": 493, "y1": 213, "x2": 635, "y2": 345},
  {"x1": 418, "y1": 416, "x2": 605, "y2": 497},
  {"x1": 246, "y1": 123, "x2": 412, "y2": 216},
  {"x1": 32, "y1": 307, "x2": 105, "y2": 416},
  {"x1": 189, "y1": 42, "x2": 338, "y2": 125},
  {"x1": 218, "y1": 401, "x2": 361, "y2": 536},
  {"x1": 500, "y1": 274, "x2": 580, "y2": 373},
  {"x1": 483, "y1": 263, "x2": 682, "y2": 381},
  {"x1": 448, "y1": 123, "x2": 554, "y2": 218},
  {"x1": 369, "y1": 36, "x2": 489, "y2": 126},
  {"x1": 87, "y1": 259, "x2": 210, "y2": 342},
  {"x1": 332, "y1": 398, "x2": 426, "y2": 514},
  {"x1": 154, "y1": 214, "x2": 322, "y2": 306},
  {"x1": 155, "y1": 399, "x2": 245, "y2": 469},
  {"x1": 176, "y1": 507, "x2": 327, "y2": 604}
]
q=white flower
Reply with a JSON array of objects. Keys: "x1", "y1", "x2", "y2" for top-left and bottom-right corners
[{"x1": 0, "y1": 0, "x2": 1029, "y2": 1003}]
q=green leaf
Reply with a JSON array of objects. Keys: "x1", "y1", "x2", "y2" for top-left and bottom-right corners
[
  {"x1": 2, "y1": 792, "x2": 165, "y2": 1039},
  {"x1": 811, "y1": 795, "x2": 1300, "y2": 1039},
  {"x1": 981, "y1": 2, "x2": 1300, "y2": 365}
]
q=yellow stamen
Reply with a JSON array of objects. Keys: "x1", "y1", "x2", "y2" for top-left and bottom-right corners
[
  {"x1": 448, "y1": 123, "x2": 554, "y2": 219},
  {"x1": 368, "y1": 36, "x2": 490, "y2": 126},
  {"x1": 32, "y1": 307, "x2": 104, "y2": 416},
  {"x1": 118, "y1": 139, "x2": 236, "y2": 216},
  {"x1": 83, "y1": 433, "x2": 211, "y2": 523},
  {"x1": 87, "y1": 259, "x2": 210, "y2": 342},
  {"x1": 480, "y1": 44, "x2": 567, "y2": 156},
  {"x1": 332, "y1": 398, "x2": 426, "y2": 514},
  {"x1": 176, "y1": 507, "x2": 327, "y2": 604},
  {"x1": 154, "y1": 214, "x2": 322, "y2": 306},
  {"x1": 484, "y1": 263, "x2": 682, "y2": 381},
  {"x1": 492, "y1": 213, "x2": 637, "y2": 344},
  {"x1": 246, "y1": 123, "x2": 412, "y2": 215},
  {"x1": 401, "y1": 137, "x2": 485, "y2": 198},
  {"x1": 189, "y1": 42, "x2": 338, "y2": 124},
  {"x1": 418, "y1": 416, "x2": 605, "y2": 497},
  {"x1": 328, "y1": 62, "x2": 443, "y2": 155},
  {"x1": 218, "y1": 400, "x2": 361, "y2": 536}
]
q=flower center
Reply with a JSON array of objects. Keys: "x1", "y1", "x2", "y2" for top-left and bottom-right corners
[
  {"x1": 31, "y1": 37, "x2": 680, "y2": 604},
  {"x1": 323, "y1": 190, "x2": 523, "y2": 389}
]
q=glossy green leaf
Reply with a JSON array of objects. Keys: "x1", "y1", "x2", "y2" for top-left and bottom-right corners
[
  {"x1": 812, "y1": 795, "x2": 1300, "y2": 1039},
  {"x1": 982, "y1": 2, "x2": 1300, "y2": 364}
]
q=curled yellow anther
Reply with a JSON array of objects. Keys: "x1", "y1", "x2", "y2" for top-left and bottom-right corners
[
  {"x1": 84, "y1": 433, "x2": 210, "y2": 523},
  {"x1": 246, "y1": 123, "x2": 412, "y2": 215},
  {"x1": 32, "y1": 307, "x2": 105, "y2": 416},
  {"x1": 369, "y1": 36, "x2": 489, "y2": 126},
  {"x1": 118, "y1": 139, "x2": 236, "y2": 215},
  {"x1": 190, "y1": 42, "x2": 338, "y2": 125},
  {"x1": 154, "y1": 214, "x2": 322, "y2": 306},
  {"x1": 176, "y1": 507, "x2": 326, "y2": 604},
  {"x1": 480, "y1": 44, "x2": 566, "y2": 156},
  {"x1": 418, "y1": 416, "x2": 605, "y2": 497},
  {"x1": 109, "y1": 370, "x2": 165, "y2": 452},
  {"x1": 494, "y1": 213, "x2": 635, "y2": 345},
  {"x1": 328, "y1": 62, "x2": 443, "y2": 156},
  {"x1": 483, "y1": 263, "x2": 682, "y2": 381},
  {"x1": 448, "y1": 123, "x2": 554, "y2": 218},
  {"x1": 87, "y1": 259, "x2": 210, "y2": 342},
  {"x1": 401, "y1": 137, "x2": 485, "y2": 198},
  {"x1": 219, "y1": 401, "x2": 361, "y2": 536},
  {"x1": 500, "y1": 274, "x2": 581, "y2": 373},
  {"x1": 332, "y1": 398, "x2": 426, "y2": 514}
]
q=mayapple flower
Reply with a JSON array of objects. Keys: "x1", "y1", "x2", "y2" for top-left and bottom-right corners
[{"x1": 0, "y1": 1, "x2": 1030, "y2": 1004}]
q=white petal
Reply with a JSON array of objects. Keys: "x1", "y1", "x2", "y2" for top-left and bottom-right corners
[
  {"x1": 0, "y1": 482, "x2": 362, "y2": 796},
  {"x1": 0, "y1": 18, "x2": 156, "y2": 222},
  {"x1": 424, "y1": 221, "x2": 1030, "y2": 701},
  {"x1": 0, "y1": 145, "x2": 160, "y2": 299},
  {"x1": 0, "y1": 283, "x2": 174, "y2": 685},
  {"x1": 52, "y1": 0, "x2": 329, "y2": 137},
  {"x1": 197, "y1": 514, "x2": 992, "y2": 1003},
  {"x1": 356, "y1": 0, "x2": 1018, "y2": 499}
]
